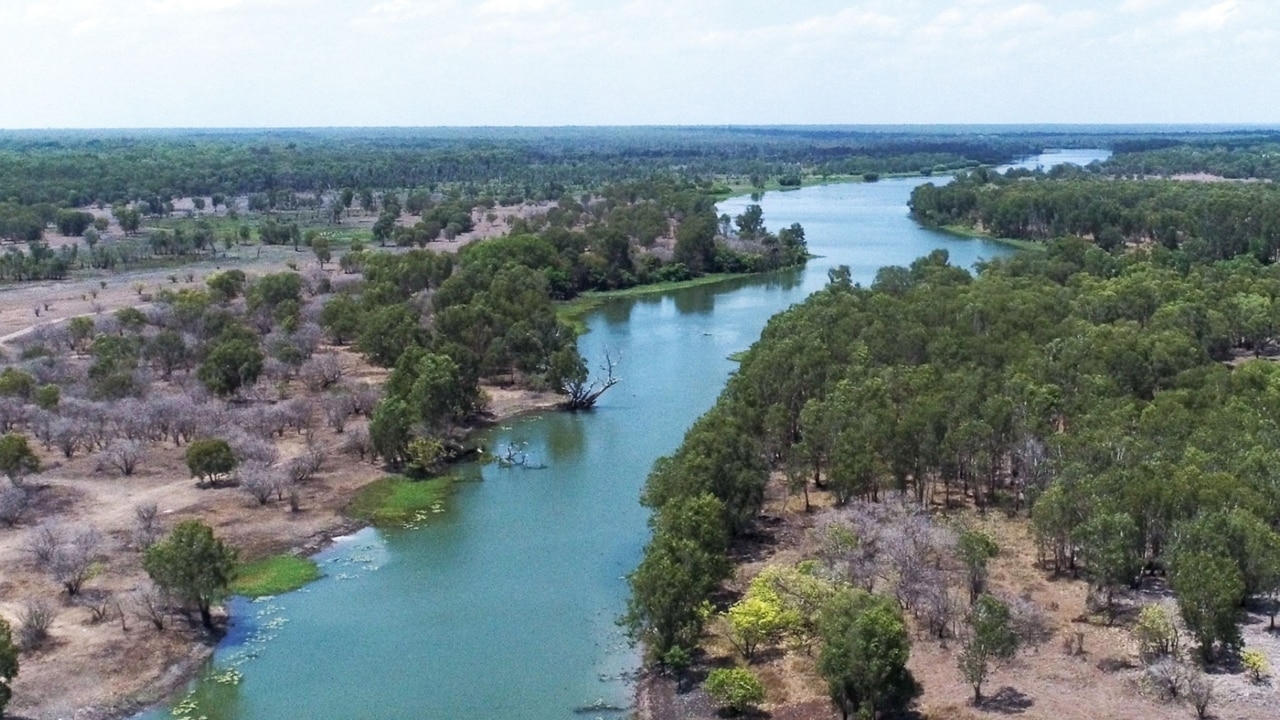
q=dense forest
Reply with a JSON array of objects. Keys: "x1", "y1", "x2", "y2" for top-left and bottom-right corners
[
  {"x1": 626, "y1": 240, "x2": 1280, "y2": 716},
  {"x1": 910, "y1": 167, "x2": 1280, "y2": 261},
  {"x1": 1104, "y1": 138, "x2": 1280, "y2": 180}
]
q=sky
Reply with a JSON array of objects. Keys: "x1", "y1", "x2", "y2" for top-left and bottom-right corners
[{"x1": 0, "y1": 0, "x2": 1275, "y2": 128}]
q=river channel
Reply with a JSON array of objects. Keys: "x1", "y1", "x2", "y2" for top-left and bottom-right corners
[{"x1": 141, "y1": 148, "x2": 1108, "y2": 720}]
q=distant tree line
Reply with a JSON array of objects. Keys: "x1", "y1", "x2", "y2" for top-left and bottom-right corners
[{"x1": 910, "y1": 166, "x2": 1280, "y2": 261}]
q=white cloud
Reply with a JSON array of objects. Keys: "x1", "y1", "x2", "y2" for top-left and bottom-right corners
[
  {"x1": 1119, "y1": 0, "x2": 1167, "y2": 12},
  {"x1": 1174, "y1": 0, "x2": 1238, "y2": 31},
  {"x1": 477, "y1": 0, "x2": 565, "y2": 16}
]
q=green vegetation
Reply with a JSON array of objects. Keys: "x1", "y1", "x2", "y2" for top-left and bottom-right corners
[
  {"x1": 818, "y1": 588, "x2": 919, "y2": 719},
  {"x1": 958, "y1": 594, "x2": 1021, "y2": 704},
  {"x1": 0, "y1": 433, "x2": 39, "y2": 484},
  {"x1": 703, "y1": 667, "x2": 766, "y2": 715},
  {"x1": 912, "y1": 166, "x2": 1280, "y2": 261},
  {"x1": 230, "y1": 555, "x2": 321, "y2": 598},
  {"x1": 143, "y1": 520, "x2": 238, "y2": 629},
  {"x1": 0, "y1": 615, "x2": 16, "y2": 717},
  {"x1": 628, "y1": 211, "x2": 1280, "y2": 711},
  {"x1": 345, "y1": 475, "x2": 452, "y2": 525},
  {"x1": 184, "y1": 439, "x2": 237, "y2": 487}
]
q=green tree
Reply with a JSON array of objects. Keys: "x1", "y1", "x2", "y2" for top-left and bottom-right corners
[
  {"x1": 319, "y1": 293, "x2": 363, "y2": 345},
  {"x1": 703, "y1": 667, "x2": 765, "y2": 715},
  {"x1": 817, "y1": 588, "x2": 920, "y2": 720},
  {"x1": 0, "y1": 615, "x2": 16, "y2": 717},
  {"x1": 673, "y1": 212, "x2": 717, "y2": 275},
  {"x1": 957, "y1": 529, "x2": 1000, "y2": 605},
  {"x1": 958, "y1": 594, "x2": 1020, "y2": 704},
  {"x1": 624, "y1": 493, "x2": 729, "y2": 661},
  {"x1": 33, "y1": 384, "x2": 59, "y2": 410},
  {"x1": 312, "y1": 237, "x2": 332, "y2": 267},
  {"x1": 67, "y1": 315, "x2": 95, "y2": 351},
  {"x1": 726, "y1": 582, "x2": 793, "y2": 660},
  {"x1": 144, "y1": 330, "x2": 189, "y2": 379},
  {"x1": 185, "y1": 439, "x2": 237, "y2": 487},
  {"x1": 246, "y1": 272, "x2": 303, "y2": 315},
  {"x1": 734, "y1": 204, "x2": 766, "y2": 238},
  {"x1": 357, "y1": 305, "x2": 423, "y2": 368},
  {"x1": 198, "y1": 338, "x2": 264, "y2": 397},
  {"x1": 0, "y1": 368, "x2": 35, "y2": 401},
  {"x1": 206, "y1": 269, "x2": 247, "y2": 303},
  {"x1": 1076, "y1": 511, "x2": 1143, "y2": 611},
  {"x1": 143, "y1": 520, "x2": 237, "y2": 629},
  {"x1": 369, "y1": 398, "x2": 414, "y2": 468},
  {"x1": 0, "y1": 433, "x2": 39, "y2": 485},
  {"x1": 1169, "y1": 551, "x2": 1244, "y2": 661}
]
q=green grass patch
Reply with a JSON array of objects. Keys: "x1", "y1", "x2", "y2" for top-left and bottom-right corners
[
  {"x1": 557, "y1": 274, "x2": 752, "y2": 333},
  {"x1": 345, "y1": 474, "x2": 452, "y2": 526},
  {"x1": 231, "y1": 555, "x2": 321, "y2": 597},
  {"x1": 727, "y1": 350, "x2": 748, "y2": 362}
]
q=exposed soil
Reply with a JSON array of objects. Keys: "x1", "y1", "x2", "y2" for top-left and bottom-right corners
[
  {"x1": 0, "y1": 265, "x2": 564, "y2": 720},
  {"x1": 636, "y1": 478, "x2": 1280, "y2": 720}
]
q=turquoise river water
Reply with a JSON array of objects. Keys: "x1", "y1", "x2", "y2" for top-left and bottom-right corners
[{"x1": 139, "y1": 149, "x2": 1108, "y2": 720}]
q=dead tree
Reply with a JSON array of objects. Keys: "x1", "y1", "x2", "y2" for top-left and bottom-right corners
[{"x1": 561, "y1": 350, "x2": 620, "y2": 411}]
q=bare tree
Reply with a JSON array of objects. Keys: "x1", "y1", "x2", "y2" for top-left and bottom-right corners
[
  {"x1": 65, "y1": 399, "x2": 115, "y2": 450},
  {"x1": 1004, "y1": 593, "x2": 1054, "y2": 650},
  {"x1": 0, "y1": 397, "x2": 26, "y2": 433},
  {"x1": 284, "y1": 443, "x2": 325, "y2": 484},
  {"x1": 0, "y1": 485, "x2": 27, "y2": 527},
  {"x1": 47, "y1": 526, "x2": 101, "y2": 595},
  {"x1": 23, "y1": 524, "x2": 61, "y2": 565},
  {"x1": 1146, "y1": 658, "x2": 1186, "y2": 701},
  {"x1": 27, "y1": 408, "x2": 55, "y2": 450},
  {"x1": 228, "y1": 431, "x2": 279, "y2": 466},
  {"x1": 561, "y1": 350, "x2": 620, "y2": 410},
  {"x1": 322, "y1": 392, "x2": 357, "y2": 432},
  {"x1": 351, "y1": 382, "x2": 381, "y2": 415},
  {"x1": 133, "y1": 502, "x2": 163, "y2": 551},
  {"x1": 96, "y1": 439, "x2": 146, "y2": 476},
  {"x1": 75, "y1": 589, "x2": 114, "y2": 624},
  {"x1": 300, "y1": 354, "x2": 343, "y2": 391},
  {"x1": 238, "y1": 460, "x2": 280, "y2": 505},
  {"x1": 132, "y1": 584, "x2": 169, "y2": 631},
  {"x1": 280, "y1": 397, "x2": 315, "y2": 434},
  {"x1": 1186, "y1": 667, "x2": 1214, "y2": 719},
  {"x1": 293, "y1": 322, "x2": 323, "y2": 359},
  {"x1": 52, "y1": 417, "x2": 83, "y2": 458},
  {"x1": 340, "y1": 425, "x2": 372, "y2": 460},
  {"x1": 17, "y1": 599, "x2": 56, "y2": 650}
]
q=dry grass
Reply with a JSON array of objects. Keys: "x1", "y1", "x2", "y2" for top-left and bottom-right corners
[{"x1": 640, "y1": 475, "x2": 1280, "y2": 720}]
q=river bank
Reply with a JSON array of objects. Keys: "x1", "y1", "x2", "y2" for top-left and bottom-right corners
[
  {"x1": 1, "y1": 374, "x2": 563, "y2": 720},
  {"x1": 122, "y1": 157, "x2": 1097, "y2": 720}
]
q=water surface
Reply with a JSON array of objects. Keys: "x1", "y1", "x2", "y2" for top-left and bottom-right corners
[{"x1": 144, "y1": 149, "x2": 1108, "y2": 720}]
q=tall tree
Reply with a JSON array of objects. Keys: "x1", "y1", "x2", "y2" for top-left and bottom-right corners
[
  {"x1": 958, "y1": 594, "x2": 1020, "y2": 704},
  {"x1": 817, "y1": 588, "x2": 920, "y2": 720},
  {"x1": 143, "y1": 520, "x2": 237, "y2": 629}
]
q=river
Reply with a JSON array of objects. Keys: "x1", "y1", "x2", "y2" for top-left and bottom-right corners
[{"x1": 141, "y1": 149, "x2": 1108, "y2": 720}]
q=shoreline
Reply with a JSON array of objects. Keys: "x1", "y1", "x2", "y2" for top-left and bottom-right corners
[{"x1": 10, "y1": 390, "x2": 565, "y2": 720}]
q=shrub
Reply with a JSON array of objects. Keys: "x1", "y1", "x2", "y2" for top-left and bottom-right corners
[
  {"x1": 1133, "y1": 605, "x2": 1180, "y2": 663},
  {"x1": 1242, "y1": 648, "x2": 1269, "y2": 683},
  {"x1": 16, "y1": 599, "x2": 56, "y2": 650},
  {"x1": 704, "y1": 667, "x2": 765, "y2": 715}
]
